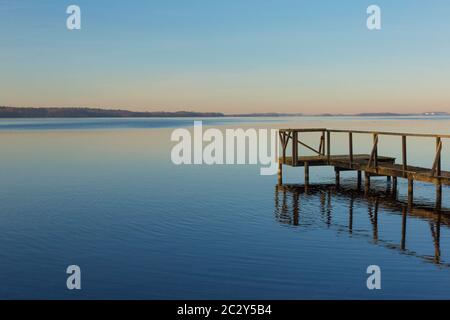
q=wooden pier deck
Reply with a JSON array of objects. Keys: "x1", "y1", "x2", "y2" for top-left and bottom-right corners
[{"x1": 277, "y1": 128, "x2": 449, "y2": 208}]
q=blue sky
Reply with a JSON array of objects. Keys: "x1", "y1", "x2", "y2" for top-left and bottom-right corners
[{"x1": 1, "y1": 0, "x2": 450, "y2": 113}]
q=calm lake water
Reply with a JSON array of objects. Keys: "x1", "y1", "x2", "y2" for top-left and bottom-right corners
[{"x1": 0, "y1": 116, "x2": 449, "y2": 299}]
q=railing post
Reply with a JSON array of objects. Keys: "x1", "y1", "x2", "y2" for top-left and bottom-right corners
[
  {"x1": 293, "y1": 131, "x2": 298, "y2": 166},
  {"x1": 327, "y1": 131, "x2": 331, "y2": 163},
  {"x1": 436, "y1": 137, "x2": 442, "y2": 210},
  {"x1": 373, "y1": 133, "x2": 378, "y2": 168},
  {"x1": 402, "y1": 135, "x2": 407, "y2": 178},
  {"x1": 349, "y1": 132, "x2": 353, "y2": 166},
  {"x1": 357, "y1": 170, "x2": 362, "y2": 189},
  {"x1": 365, "y1": 172, "x2": 371, "y2": 193},
  {"x1": 436, "y1": 137, "x2": 442, "y2": 176},
  {"x1": 320, "y1": 131, "x2": 325, "y2": 156},
  {"x1": 279, "y1": 131, "x2": 287, "y2": 164},
  {"x1": 367, "y1": 133, "x2": 378, "y2": 169},
  {"x1": 304, "y1": 162, "x2": 309, "y2": 185}
]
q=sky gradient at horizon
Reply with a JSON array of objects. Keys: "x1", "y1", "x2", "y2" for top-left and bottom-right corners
[{"x1": 1, "y1": 0, "x2": 450, "y2": 114}]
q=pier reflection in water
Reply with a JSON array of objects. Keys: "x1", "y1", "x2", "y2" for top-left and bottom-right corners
[{"x1": 274, "y1": 183, "x2": 449, "y2": 267}]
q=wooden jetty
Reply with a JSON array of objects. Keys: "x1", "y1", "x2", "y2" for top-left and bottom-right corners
[{"x1": 278, "y1": 128, "x2": 449, "y2": 208}]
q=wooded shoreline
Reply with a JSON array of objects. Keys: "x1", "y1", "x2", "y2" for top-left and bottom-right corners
[{"x1": 0, "y1": 106, "x2": 447, "y2": 118}]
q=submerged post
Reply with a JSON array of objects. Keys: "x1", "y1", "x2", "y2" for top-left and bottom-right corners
[
  {"x1": 365, "y1": 172, "x2": 371, "y2": 193},
  {"x1": 393, "y1": 177, "x2": 398, "y2": 194},
  {"x1": 357, "y1": 171, "x2": 362, "y2": 189},
  {"x1": 408, "y1": 179, "x2": 414, "y2": 207},
  {"x1": 304, "y1": 162, "x2": 310, "y2": 186},
  {"x1": 277, "y1": 161, "x2": 283, "y2": 185}
]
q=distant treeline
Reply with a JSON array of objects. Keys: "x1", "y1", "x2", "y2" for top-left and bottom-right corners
[
  {"x1": 0, "y1": 107, "x2": 303, "y2": 118},
  {"x1": 0, "y1": 107, "x2": 447, "y2": 118},
  {"x1": 0, "y1": 107, "x2": 224, "y2": 118}
]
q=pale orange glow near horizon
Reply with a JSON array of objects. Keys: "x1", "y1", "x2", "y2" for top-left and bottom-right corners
[{"x1": 2, "y1": 1, "x2": 450, "y2": 115}]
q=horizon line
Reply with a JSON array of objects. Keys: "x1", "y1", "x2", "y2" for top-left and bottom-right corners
[{"x1": 0, "y1": 106, "x2": 448, "y2": 117}]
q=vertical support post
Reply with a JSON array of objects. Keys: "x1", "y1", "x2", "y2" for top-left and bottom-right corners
[
  {"x1": 387, "y1": 176, "x2": 391, "y2": 183},
  {"x1": 436, "y1": 137, "x2": 442, "y2": 176},
  {"x1": 436, "y1": 137, "x2": 442, "y2": 210},
  {"x1": 319, "y1": 131, "x2": 325, "y2": 156},
  {"x1": 335, "y1": 168, "x2": 340, "y2": 186},
  {"x1": 292, "y1": 131, "x2": 298, "y2": 166},
  {"x1": 349, "y1": 132, "x2": 353, "y2": 166},
  {"x1": 402, "y1": 135, "x2": 407, "y2": 178},
  {"x1": 277, "y1": 162, "x2": 283, "y2": 185},
  {"x1": 327, "y1": 131, "x2": 331, "y2": 163},
  {"x1": 408, "y1": 179, "x2": 414, "y2": 207},
  {"x1": 304, "y1": 162, "x2": 309, "y2": 186},
  {"x1": 393, "y1": 177, "x2": 398, "y2": 195},
  {"x1": 365, "y1": 172, "x2": 371, "y2": 193},
  {"x1": 280, "y1": 132, "x2": 286, "y2": 163},
  {"x1": 357, "y1": 171, "x2": 362, "y2": 189},
  {"x1": 373, "y1": 133, "x2": 378, "y2": 168}
]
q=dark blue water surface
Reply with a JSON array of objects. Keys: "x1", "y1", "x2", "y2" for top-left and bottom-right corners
[{"x1": 0, "y1": 117, "x2": 449, "y2": 299}]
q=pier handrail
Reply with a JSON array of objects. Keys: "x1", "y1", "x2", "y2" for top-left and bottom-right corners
[
  {"x1": 279, "y1": 128, "x2": 450, "y2": 139},
  {"x1": 326, "y1": 129, "x2": 450, "y2": 139}
]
